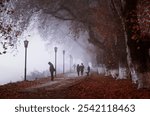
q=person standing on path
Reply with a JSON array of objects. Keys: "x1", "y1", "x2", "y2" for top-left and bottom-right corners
[
  {"x1": 73, "y1": 64, "x2": 76, "y2": 72},
  {"x1": 48, "y1": 62, "x2": 55, "y2": 81},
  {"x1": 86, "y1": 66, "x2": 90, "y2": 76},
  {"x1": 80, "y1": 63, "x2": 85, "y2": 76},
  {"x1": 77, "y1": 64, "x2": 80, "y2": 76}
]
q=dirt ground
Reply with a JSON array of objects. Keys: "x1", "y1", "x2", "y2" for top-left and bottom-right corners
[{"x1": 0, "y1": 73, "x2": 150, "y2": 99}]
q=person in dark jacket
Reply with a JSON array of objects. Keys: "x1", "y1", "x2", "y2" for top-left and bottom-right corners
[
  {"x1": 86, "y1": 66, "x2": 90, "y2": 76},
  {"x1": 80, "y1": 63, "x2": 84, "y2": 76},
  {"x1": 76, "y1": 64, "x2": 80, "y2": 76},
  {"x1": 48, "y1": 62, "x2": 55, "y2": 81}
]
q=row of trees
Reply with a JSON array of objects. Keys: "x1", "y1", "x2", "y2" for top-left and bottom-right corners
[{"x1": 0, "y1": 0, "x2": 150, "y2": 88}]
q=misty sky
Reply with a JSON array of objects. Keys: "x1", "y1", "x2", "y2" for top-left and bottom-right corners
[{"x1": 0, "y1": 14, "x2": 96, "y2": 85}]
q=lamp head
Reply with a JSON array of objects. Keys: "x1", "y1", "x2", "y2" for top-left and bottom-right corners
[
  {"x1": 63, "y1": 50, "x2": 65, "y2": 54},
  {"x1": 54, "y1": 47, "x2": 58, "y2": 52},
  {"x1": 24, "y1": 40, "x2": 29, "y2": 48}
]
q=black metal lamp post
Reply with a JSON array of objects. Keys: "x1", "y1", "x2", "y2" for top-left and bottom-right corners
[
  {"x1": 54, "y1": 47, "x2": 58, "y2": 77},
  {"x1": 24, "y1": 40, "x2": 29, "y2": 81},
  {"x1": 63, "y1": 50, "x2": 65, "y2": 74}
]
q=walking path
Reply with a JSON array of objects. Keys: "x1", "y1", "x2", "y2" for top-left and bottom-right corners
[{"x1": 23, "y1": 72, "x2": 86, "y2": 92}]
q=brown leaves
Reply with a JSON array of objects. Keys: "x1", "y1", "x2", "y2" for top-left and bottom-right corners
[
  {"x1": 0, "y1": 0, "x2": 20, "y2": 54},
  {"x1": 125, "y1": 0, "x2": 150, "y2": 41},
  {"x1": 63, "y1": 75, "x2": 150, "y2": 99},
  {"x1": 0, "y1": 77, "x2": 50, "y2": 98},
  {"x1": 0, "y1": 75, "x2": 150, "y2": 99},
  {"x1": 137, "y1": 0, "x2": 150, "y2": 38}
]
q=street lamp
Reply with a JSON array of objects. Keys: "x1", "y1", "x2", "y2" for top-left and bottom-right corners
[
  {"x1": 54, "y1": 47, "x2": 58, "y2": 77},
  {"x1": 63, "y1": 50, "x2": 65, "y2": 74},
  {"x1": 24, "y1": 40, "x2": 29, "y2": 81},
  {"x1": 70, "y1": 55, "x2": 72, "y2": 73}
]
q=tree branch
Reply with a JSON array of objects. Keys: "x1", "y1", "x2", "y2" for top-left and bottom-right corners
[{"x1": 88, "y1": 25, "x2": 105, "y2": 49}]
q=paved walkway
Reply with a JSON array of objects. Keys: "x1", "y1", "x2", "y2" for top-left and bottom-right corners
[{"x1": 23, "y1": 72, "x2": 86, "y2": 92}]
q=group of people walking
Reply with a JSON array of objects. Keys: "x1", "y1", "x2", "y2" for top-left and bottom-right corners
[
  {"x1": 48, "y1": 61, "x2": 91, "y2": 81},
  {"x1": 76, "y1": 63, "x2": 90, "y2": 76},
  {"x1": 77, "y1": 63, "x2": 84, "y2": 76}
]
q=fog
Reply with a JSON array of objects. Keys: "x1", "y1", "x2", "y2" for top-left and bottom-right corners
[{"x1": 0, "y1": 14, "x2": 96, "y2": 85}]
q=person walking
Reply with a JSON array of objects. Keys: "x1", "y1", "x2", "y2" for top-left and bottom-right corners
[
  {"x1": 48, "y1": 62, "x2": 55, "y2": 81},
  {"x1": 80, "y1": 63, "x2": 84, "y2": 76},
  {"x1": 77, "y1": 64, "x2": 80, "y2": 76},
  {"x1": 73, "y1": 64, "x2": 76, "y2": 72},
  {"x1": 86, "y1": 66, "x2": 90, "y2": 76}
]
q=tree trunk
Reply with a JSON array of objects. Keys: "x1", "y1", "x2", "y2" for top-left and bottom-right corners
[{"x1": 125, "y1": 0, "x2": 150, "y2": 88}]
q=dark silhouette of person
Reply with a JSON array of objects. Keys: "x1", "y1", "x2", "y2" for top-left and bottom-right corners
[
  {"x1": 77, "y1": 64, "x2": 80, "y2": 76},
  {"x1": 80, "y1": 63, "x2": 84, "y2": 76},
  {"x1": 86, "y1": 66, "x2": 90, "y2": 76},
  {"x1": 73, "y1": 64, "x2": 76, "y2": 72},
  {"x1": 48, "y1": 62, "x2": 55, "y2": 81}
]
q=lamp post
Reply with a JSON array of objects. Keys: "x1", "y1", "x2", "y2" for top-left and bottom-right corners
[
  {"x1": 70, "y1": 55, "x2": 72, "y2": 73},
  {"x1": 63, "y1": 50, "x2": 65, "y2": 74},
  {"x1": 24, "y1": 40, "x2": 29, "y2": 81},
  {"x1": 54, "y1": 47, "x2": 58, "y2": 77}
]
